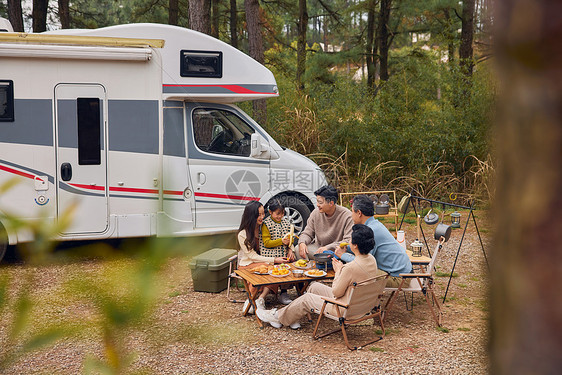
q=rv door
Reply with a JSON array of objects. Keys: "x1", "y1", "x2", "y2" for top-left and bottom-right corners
[
  {"x1": 55, "y1": 84, "x2": 109, "y2": 235},
  {"x1": 186, "y1": 104, "x2": 270, "y2": 228}
]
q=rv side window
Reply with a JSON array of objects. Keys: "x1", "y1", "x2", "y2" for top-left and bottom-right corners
[
  {"x1": 77, "y1": 98, "x2": 101, "y2": 165},
  {"x1": 0, "y1": 80, "x2": 14, "y2": 122},
  {"x1": 180, "y1": 50, "x2": 222, "y2": 78},
  {"x1": 192, "y1": 108, "x2": 255, "y2": 157}
]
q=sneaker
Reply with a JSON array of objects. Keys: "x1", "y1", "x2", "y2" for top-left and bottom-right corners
[
  {"x1": 278, "y1": 292, "x2": 293, "y2": 305},
  {"x1": 242, "y1": 299, "x2": 254, "y2": 315},
  {"x1": 256, "y1": 308, "x2": 282, "y2": 328},
  {"x1": 289, "y1": 321, "x2": 301, "y2": 330}
]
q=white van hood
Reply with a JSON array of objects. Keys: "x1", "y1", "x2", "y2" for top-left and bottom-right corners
[{"x1": 270, "y1": 148, "x2": 327, "y2": 193}]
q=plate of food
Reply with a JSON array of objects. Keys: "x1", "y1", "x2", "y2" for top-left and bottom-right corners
[
  {"x1": 293, "y1": 259, "x2": 311, "y2": 269},
  {"x1": 269, "y1": 268, "x2": 290, "y2": 277},
  {"x1": 252, "y1": 265, "x2": 273, "y2": 275},
  {"x1": 275, "y1": 264, "x2": 291, "y2": 270},
  {"x1": 304, "y1": 269, "x2": 327, "y2": 278}
]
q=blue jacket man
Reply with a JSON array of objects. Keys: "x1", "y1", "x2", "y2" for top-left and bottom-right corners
[{"x1": 335, "y1": 195, "x2": 412, "y2": 286}]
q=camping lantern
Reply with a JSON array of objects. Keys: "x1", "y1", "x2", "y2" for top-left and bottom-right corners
[
  {"x1": 411, "y1": 240, "x2": 423, "y2": 257},
  {"x1": 451, "y1": 211, "x2": 461, "y2": 228}
]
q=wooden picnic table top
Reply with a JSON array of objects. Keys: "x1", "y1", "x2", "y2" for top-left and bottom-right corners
[
  {"x1": 405, "y1": 250, "x2": 432, "y2": 264},
  {"x1": 235, "y1": 267, "x2": 335, "y2": 287}
]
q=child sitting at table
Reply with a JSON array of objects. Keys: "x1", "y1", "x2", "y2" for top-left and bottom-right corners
[{"x1": 260, "y1": 199, "x2": 297, "y2": 305}]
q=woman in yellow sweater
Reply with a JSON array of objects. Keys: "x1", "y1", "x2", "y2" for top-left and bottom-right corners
[{"x1": 238, "y1": 201, "x2": 289, "y2": 316}]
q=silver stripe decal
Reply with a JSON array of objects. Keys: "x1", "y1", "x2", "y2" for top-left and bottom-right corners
[
  {"x1": 109, "y1": 194, "x2": 158, "y2": 200},
  {"x1": 0, "y1": 159, "x2": 55, "y2": 183},
  {"x1": 57, "y1": 99, "x2": 105, "y2": 149},
  {"x1": 195, "y1": 199, "x2": 247, "y2": 206},
  {"x1": 108, "y1": 100, "x2": 159, "y2": 154},
  {"x1": 59, "y1": 182, "x2": 105, "y2": 197},
  {"x1": 0, "y1": 99, "x2": 53, "y2": 146},
  {"x1": 163, "y1": 107, "x2": 185, "y2": 157}
]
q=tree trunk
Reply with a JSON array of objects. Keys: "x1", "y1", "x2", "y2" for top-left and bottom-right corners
[
  {"x1": 189, "y1": 0, "x2": 211, "y2": 34},
  {"x1": 377, "y1": 0, "x2": 391, "y2": 81},
  {"x1": 296, "y1": 0, "x2": 308, "y2": 92},
  {"x1": 58, "y1": 0, "x2": 70, "y2": 29},
  {"x1": 443, "y1": 7, "x2": 455, "y2": 68},
  {"x1": 244, "y1": 0, "x2": 267, "y2": 125},
  {"x1": 169, "y1": 0, "x2": 179, "y2": 25},
  {"x1": 211, "y1": 0, "x2": 219, "y2": 37},
  {"x1": 229, "y1": 0, "x2": 238, "y2": 48},
  {"x1": 32, "y1": 0, "x2": 48, "y2": 32},
  {"x1": 366, "y1": 0, "x2": 376, "y2": 89},
  {"x1": 492, "y1": 0, "x2": 562, "y2": 374},
  {"x1": 7, "y1": 0, "x2": 24, "y2": 32},
  {"x1": 459, "y1": 0, "x2": 475, "y2": 76}
]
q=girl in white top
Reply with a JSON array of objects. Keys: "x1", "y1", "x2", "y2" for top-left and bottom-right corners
[{"x1": 237, "y1": 201, "x2": 289, "y2": 312}]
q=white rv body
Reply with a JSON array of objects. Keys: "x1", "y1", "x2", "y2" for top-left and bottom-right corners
[{"x1": 0, "y1": 21, "x2": 326, "y2": 251}]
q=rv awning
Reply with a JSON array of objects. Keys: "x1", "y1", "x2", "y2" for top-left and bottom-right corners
[
  {"x1": 0, "y1": 43, "x2": 153, "y2": 61},
  {"x1": 0, "y1": 33, "x2": 164, "y2": 48}
]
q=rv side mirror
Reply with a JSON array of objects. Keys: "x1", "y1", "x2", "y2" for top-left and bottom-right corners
[{"x1": 250, "y1": 133, "x2": 262, "y2": 157}]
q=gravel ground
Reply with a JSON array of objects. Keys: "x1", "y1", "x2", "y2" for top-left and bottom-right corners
[{"x1": 0, "y1": 215, "x2": 490, "y2": 374}]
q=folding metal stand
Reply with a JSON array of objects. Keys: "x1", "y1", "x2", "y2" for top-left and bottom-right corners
[{"x1": 398, "y1": 193, "x2": 489, "y2": 303}]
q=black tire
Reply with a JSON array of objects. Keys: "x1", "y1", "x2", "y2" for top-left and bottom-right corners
[
  {"x1": 278, "y1": 195, "x2": 311, "y2": 234},
  {"x1": 0, "y1": 222, "x2": 8, "y2": 263}
]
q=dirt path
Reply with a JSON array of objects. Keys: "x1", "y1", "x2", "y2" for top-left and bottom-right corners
[{"x1": 0, "y1": 214, "x2": 490, "y2": 374}]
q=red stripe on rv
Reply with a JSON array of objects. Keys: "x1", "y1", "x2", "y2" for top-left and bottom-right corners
[
  {"x1": 109, "y1": 186, "x2": 159, "y2": 194},
  {"x1": 69, "y1": 183, "x2": 105, "y2": 191},
  {"x1": 0, "y1": 164, "x2": 36, "y2": 180},
  {"x1": 194, "y1": 192, "x2": 259, "y2": 201},
  {"x1": 162, "y1": 84, "x2": 275, "y2": 95},
  {"x1": 163, "y1": 190, "x2": 184, "y2": 195},
  {"x1": 69, "y1": 183, "x2": 183, "y2": 196}
]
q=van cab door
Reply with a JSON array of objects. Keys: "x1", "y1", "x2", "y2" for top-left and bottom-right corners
[
  {"x1": 185, "y1": 103, "x2": 269, "y2": 228},
  {"x1": 55, "y1": 84, "x2": 108, "y2": 235}
]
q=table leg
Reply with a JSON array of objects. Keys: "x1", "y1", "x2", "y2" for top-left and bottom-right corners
[{"x1": 240, "y1": 278, "x2": 264, "y2": 328}]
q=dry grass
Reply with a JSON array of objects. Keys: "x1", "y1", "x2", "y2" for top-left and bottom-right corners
[
  {"x1": 276, "y1": 96, "x2": 324, "y2": 155},
  {"x1": 308, "y1": 148, "x2": 401, "y2": 192},
  {"x1": 462, "y1": 154, "x2": 496, "y2": 206}
]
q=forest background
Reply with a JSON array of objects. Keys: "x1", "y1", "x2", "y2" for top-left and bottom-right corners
[{"x1": 0, "y1": 0, "x2": 495, "y2": 204}]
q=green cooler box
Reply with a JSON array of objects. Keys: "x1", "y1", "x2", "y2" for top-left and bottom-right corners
[{"x1": 189, "y1": 248, "x2": 237, "y2": 293}]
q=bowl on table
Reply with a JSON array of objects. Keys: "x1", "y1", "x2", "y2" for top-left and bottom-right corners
[{"x1": 292, "y1": 269, "x2": 304, "y2": 277}]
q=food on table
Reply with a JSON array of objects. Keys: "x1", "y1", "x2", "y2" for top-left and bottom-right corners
[
  {"x1": 307, "y1": 269, "x2": 325, "y2": 276},
  {"x1": 295, "y1": 259, "x2": 308, "y2": 268},
  {"x1": 252, "y1": 266, "x2": 269, "y2": 274},
  {"x1": 271, "y1": 268, "x2": 290, "y2": 276}
]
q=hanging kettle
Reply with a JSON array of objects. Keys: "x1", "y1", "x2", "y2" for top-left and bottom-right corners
[
  {"x1": 434, "y1": 212, "x2": 451, "y2": 242},
  {"x1": 375, "y1": 193, "x2": 390, "y2": 215},
  {"x1": 424, "y1": 208, "x2": 439, "y2": 225}
]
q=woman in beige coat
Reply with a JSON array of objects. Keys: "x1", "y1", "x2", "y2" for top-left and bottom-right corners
[{"x1": 238, "y1": 201, "x2": 289, "y2": 317}]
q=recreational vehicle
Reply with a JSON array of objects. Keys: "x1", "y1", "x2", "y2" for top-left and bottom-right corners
[{"x1": 0, "y1": 19, "x2": 326, "y2": 260}]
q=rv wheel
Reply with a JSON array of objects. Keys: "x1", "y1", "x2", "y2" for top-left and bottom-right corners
[
  {"x1": 0, "y1": 223, "x2": 7, "y2": 263},
  {"x1": 278, "y1": 196, "x2": 311, "y2": 234}
]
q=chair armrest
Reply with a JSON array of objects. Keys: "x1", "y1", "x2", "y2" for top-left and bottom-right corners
[
  {"x1": 228, "y1": 254, "x2": 238, "y2": 262},
  {"x1": 321, "y1": 297, "x2": 349, "y2": 309},
  {"x1": 398, "y1": 273, "x2": 431, "y2": 278}
]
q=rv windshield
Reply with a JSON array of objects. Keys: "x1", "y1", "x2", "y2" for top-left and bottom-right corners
[{"x1": 192, "y1": 108, "x2": 255, "y2": 156}]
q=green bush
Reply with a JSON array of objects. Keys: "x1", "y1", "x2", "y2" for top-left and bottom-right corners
[{"x1": 262, "y1": 45, "x2": 495, "y2": 204}]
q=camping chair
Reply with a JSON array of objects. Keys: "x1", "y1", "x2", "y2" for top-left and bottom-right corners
[
  {"x1": 312, "y1": 273, "x2": 388, "y2": 351},
  {"x1": 226, "y1": 253, "x2": 244, "y2": 303},
  {"x1": 383, "y1": 236, "x2": 446, "y2": 327}
]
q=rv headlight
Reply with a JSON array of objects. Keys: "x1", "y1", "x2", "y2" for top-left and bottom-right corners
[{"x1": 273, "y1": 85, "x2": 278, "y2": 94}]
